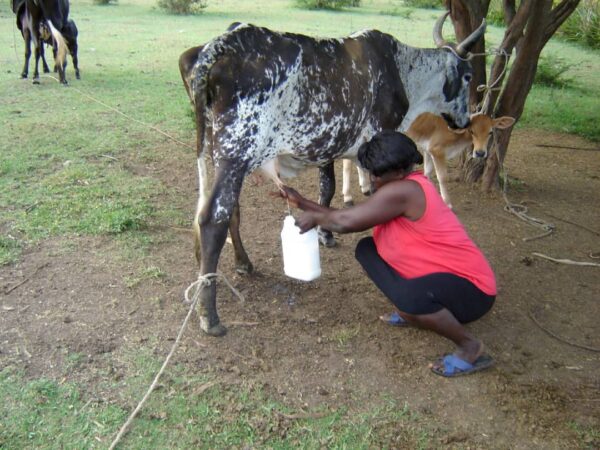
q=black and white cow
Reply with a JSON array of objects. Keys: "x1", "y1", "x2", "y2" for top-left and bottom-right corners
[
  {"x1": 40, "y1": 18, "x2": 80, "y2": 79},
  {"x1": 14, "y1": 0, "x2": 51, "y2": 79},
  {"x1": 185, "y1": 13, "x2": 485, "y2": 336},
  {"x1": 23, "y1": 0, "x2": 70, "y2": 84}
]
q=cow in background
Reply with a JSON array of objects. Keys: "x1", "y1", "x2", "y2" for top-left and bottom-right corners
[
  {"x1": 185, "y1": 14, "x2": 486, "y2": 336},
  {"x1": 40, "y1": 19, "x2": 81, "y2": 79},
  {"x1": 342, "y1": 112, "x2": 515, "y2": 209},
  {"x1": 13, "y1": 0, "x2": 51, "y2": 78},
  {"x1": 23, "y1": 0, "x2": 70, "y2": 84}
]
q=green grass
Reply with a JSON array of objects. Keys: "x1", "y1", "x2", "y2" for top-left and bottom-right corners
[{"x1": 0, "y1": 350, "x2": 428, "y2": 449}]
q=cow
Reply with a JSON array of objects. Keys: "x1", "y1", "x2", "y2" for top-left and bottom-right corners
[
  {"x1": 40, "y1": 18, "x2": 80, "y2": 79},
  {"x1": 13, "y1": 0, "x2": 51, "y2": 78},
  {"x1": 342, "y1": 112, "x2": 516, "y2": 209},
  {"x1": 184, "y1": 13, "x2": 486, "y2": 336},
  {"x1": 21, "y1": 0, "x2": 70, "y2": 84}
]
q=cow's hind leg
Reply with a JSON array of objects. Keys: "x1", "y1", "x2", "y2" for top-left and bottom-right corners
[
  {"x1": 228, "y1": 200, "x2": 253, "y2": 275},
  {"x1": 195, "y1": 163, "x2": 245, "y2": 336},
  {"x1": 318, "y1": 162, "x2": 336, "y2": 247}
]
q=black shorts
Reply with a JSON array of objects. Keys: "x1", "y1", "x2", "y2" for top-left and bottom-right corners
[{"x1": 355, "y1": 237, "x2": 495, "y2": 323}]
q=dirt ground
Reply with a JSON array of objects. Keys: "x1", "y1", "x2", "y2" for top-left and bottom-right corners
[{"x1": 1, "y1": 129, "x2": 599, "y2": 448}]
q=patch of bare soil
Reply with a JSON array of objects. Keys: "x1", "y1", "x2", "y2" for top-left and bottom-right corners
[{"x1": 1, "y1": 129, "x2": 599, "y2": 448}]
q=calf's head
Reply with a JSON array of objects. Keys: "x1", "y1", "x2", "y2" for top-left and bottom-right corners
[{"x1": 452, "y1": 113, "x2": 515, "y2": 158}]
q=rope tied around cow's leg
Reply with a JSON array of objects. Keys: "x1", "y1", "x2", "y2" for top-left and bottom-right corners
[
  {"x1": 184, "y1": 271, "x2": 245, "y2": 305},
  {"x1": 108, "y1": 272, "x2": 244, "y2": 449}
]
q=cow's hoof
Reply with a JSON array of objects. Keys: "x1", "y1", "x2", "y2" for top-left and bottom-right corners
[
  {"x1": 343, "y1": 200, "x2": 354, "y2": 208},
  {"x1": 362, "y1": 190, "x2": 372, "y2": 197},
  {"x1": 21, "y1": 73, "x2": 28, "y2": 79},
  {"x1": 76, "y1": 74, "x2": 81, "y2": 80},
  {"x1": 32, "y1": 79, "x2": 40, "y2": 85},
  {"x1": 203, "y1": 322, "x2": 227, "y2": 337},
  {"x1": 235, "y1": 260, "x2": 254, "y2": 275},
  {"x1": 43, "y1": 68, "x2": 50, "y2": 74}
]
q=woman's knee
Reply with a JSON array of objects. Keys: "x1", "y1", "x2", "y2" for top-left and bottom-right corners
[{"x1": 354, "y1": 236, "x2": 376, "y2": 262}]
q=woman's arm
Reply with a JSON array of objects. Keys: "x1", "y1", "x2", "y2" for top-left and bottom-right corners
[{"x1": 279, "y1": 180, "x2": 424, "y2": 233}]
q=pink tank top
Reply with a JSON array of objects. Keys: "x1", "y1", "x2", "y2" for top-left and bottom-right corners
[{"x1": 373, "y1": 171, "x2": 497, "y2": 295}]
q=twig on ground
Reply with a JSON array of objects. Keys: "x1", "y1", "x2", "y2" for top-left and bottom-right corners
[
  {"x1": 100, "y1": 154, "x2": 119, "y2": 161},
  {"x1": 535, "y1": 144, "x2": 600, "y2": 152},
  {"x1": 532, "y1": 252, "x2": 600, "y2": 267},
  {"x1": 543, "y1": 212, "x2": 600, "y2": 237},
  {"x1": 4, "y1": 262, "x2": 49, "y2": 294},
  {"x1": 528, "y1": 310, "x2": 600, "y2": 353},
  {"x1": 273, "y1": 409, "x2": 331, "y2": 420}
]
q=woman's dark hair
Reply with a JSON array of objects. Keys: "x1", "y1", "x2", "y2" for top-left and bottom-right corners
[{"x1": 357, "y1": 131, "x2": 423, "y2": 177}]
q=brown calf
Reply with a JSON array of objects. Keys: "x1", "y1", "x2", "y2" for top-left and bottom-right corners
[{"x1": 406, "y1": 112, "x2": 515, "y2": 208}]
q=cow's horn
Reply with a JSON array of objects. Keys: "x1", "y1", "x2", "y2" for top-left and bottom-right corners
[
  {"x1": 433, "y1": 11, "x2": 450, "y2": 48},
  {"x1": 455, "y1": 18, "x2": 487, "y2": 58}
]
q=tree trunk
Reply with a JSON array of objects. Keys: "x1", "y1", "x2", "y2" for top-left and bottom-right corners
[{"x1": 445, "y1": 0, "x2": 581, "y2": 190}]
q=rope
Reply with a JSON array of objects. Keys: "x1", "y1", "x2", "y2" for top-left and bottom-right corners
[
  {"x1": 42, "y1": 74, "x2": 195, "y2": 150},
  {"x1": 476, "y1": 49, "x2": 509, "y2": 114},
  {"x1": 109, "y1": 272, "x2": 243, "y2": 449},
  {"x1": 492, "y1": 130, "x2": 555, "y2": 241}
]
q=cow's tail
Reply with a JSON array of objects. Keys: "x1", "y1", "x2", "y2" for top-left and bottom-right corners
[{"x1": 47, "y1": 20, "x2": 68, "y2": 71}]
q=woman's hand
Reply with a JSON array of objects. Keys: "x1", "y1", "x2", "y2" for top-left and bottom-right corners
[
  {"x1": 295, "y1": 212, "x2": 318, "y2": 233},
  {"x1": 274, "y1": 185, "x2": 304, "y2": 209}
]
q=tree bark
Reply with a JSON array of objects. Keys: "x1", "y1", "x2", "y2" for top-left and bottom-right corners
[{"x1": 445, "y1": 0, "x2": 581, "y2": 190}]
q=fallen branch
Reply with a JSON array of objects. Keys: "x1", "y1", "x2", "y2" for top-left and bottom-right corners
[
  {"x1": 532, "y1": 252, "x2": 600, "y2": 267},
  {"x1": 274, "y1": 409, "x2": 331, "y2": 420},
  {"x1": 529, "y1": 310, "x2": 600, "y2": 353},
  {"x1": 535, "y1": 144, "x2": 600, "y2": 152}
]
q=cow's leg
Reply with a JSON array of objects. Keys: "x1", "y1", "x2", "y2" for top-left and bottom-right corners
[
  {"x1": 341, "y1": 159, "x2": 354, "y2": 207},
  {"x1": 228, "y1": 200, "x2": 253, "y2": 274},
  {"x1": 32, "y1": 37, "x2": 41, "y2": 84},
  {"x1": 318, "y1": 162, "x2": 336, "y2": 247},
  {"x1": 430, "y1": 151, "x2": 452, "y2": 209},
  {"x1": 357, "y1": 166, "x2": 372, "y2": 196},
  {"x1": 70, "y1": 42, "x2": 80, "y2": 79},
  {"x1": 195, "y1": 162, "x2": 245, "y2": 336},
  {"x1": 21, "y1": 30, "x2": 31, "y2": 79},
  {"x1": 41, "y1": 43, "x2": 50, "y2": 73}
]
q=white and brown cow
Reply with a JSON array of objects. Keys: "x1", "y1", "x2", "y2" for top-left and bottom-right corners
[
  {"x1": 183, "y1": 13, "x2": 486, "y2": 336},
  {"x1": 342, "y1": 112, "x2": 515, "y2": 209}
]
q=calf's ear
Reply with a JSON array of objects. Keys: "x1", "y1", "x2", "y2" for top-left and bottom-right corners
[{"x1": 493, "y1": 116, "x2": 515, "y2": 129}]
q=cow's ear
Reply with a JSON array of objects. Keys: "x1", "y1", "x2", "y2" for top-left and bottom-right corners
[{"x1": 493, "y1": 116, "x2": 515, "y2": 129}]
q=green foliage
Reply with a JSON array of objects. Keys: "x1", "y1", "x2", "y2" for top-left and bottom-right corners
[
  {"x1": 380, "y1": 7, "x2": 414, "y2": 18},
  {"x1": 157, "y1": 0, "x2": 207, "y2": 14},
  {"x1": 534, "y1": 56, "x2": 574, "y2": 88},
  {"x1": 93, "y1": 0, "x2": 118, "y2": 5},
  {"x1": 559, "y1": 0, "x2": 600, "y2": 49},
  {"x1": 401, "y1": 0, "x2": 442, "y2": 9},
  {"x1": 487, "y1": 0, "x2": 505, "y2": 26},
  {"x1": 296, "y1": 0, "x2": 360, "y2": 10}
]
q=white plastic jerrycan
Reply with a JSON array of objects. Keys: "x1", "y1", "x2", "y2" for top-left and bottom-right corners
[{"x1": 281, "y1": 215, "x2": 321, "y2": 281}]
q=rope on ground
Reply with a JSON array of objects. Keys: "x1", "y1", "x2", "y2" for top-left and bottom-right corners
[
  {"x1": 532, "y1": 252, "x2": 600, "y2": 267},
  {"x1": 493, "y1": 135, "x2": 555, "y2": 242},
  {"x1": 42, "y1": 74, "x2": 195, "y2": 151},
  {"x1": 108, "y1": 272, "x2": 242, "y2": 450},
  {"x1": 528, "y1": 310, "x2": 600, "y2": 353}
]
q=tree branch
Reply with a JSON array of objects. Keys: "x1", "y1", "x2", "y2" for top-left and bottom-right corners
[{"x1": 543, "y1": 0, "x2": 581, "y2": 45}]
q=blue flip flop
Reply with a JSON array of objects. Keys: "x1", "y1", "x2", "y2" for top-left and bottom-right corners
[
  {"x1": 380, "y1": 311, "x2": 411, "y2": 327},
  {"x1": 431, "y1": 353, "x2": 494, "y2": 377}
]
